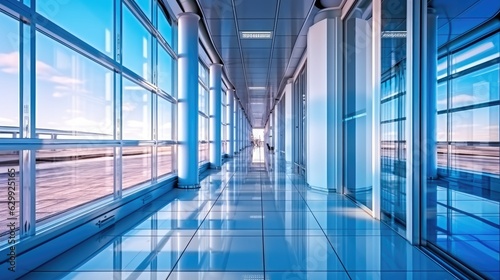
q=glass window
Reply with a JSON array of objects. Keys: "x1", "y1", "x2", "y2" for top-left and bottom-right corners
[
  {"x1": 451, "y1": 64, "x2": 499, "y2": 108},
  {"x1": 451, "y1": 106, "x2": 499, "y2": 142},
  {"x1": 437, "y1": 82, "x2": 447, "y2": 111},
  {"x1": 36, "y1": 32, "x2": 114, "y2": 139},
  {"x1": 36, "y1": 0, "x2": 113, "y2": 57},
  {"x1": 35, "y1": 148, "x2": 114, "y2": 223},
  {"x1": 122, "y1": 146, "x2": 151, "y2": 189},
  {"x1": 122, "y1": 79, "x2": 152, "y2": 140},
  {"x1": 437, "y1": 57, "x2": 447, "y2": 80},
  {"x1": 134, "y1": 0, "x2": 151, "y2": 20},
  {"x1": 158, "y1": 145, "x2": 174, "y2": 176},
  {"x1": 198, "y1": 84, "x2": 208, "y2": 114},
  {"x1": 158, "y1": 97, "x2": 172, "y2": 140},
  {"x1": 0, "y1": 151, "x2": 20, "y2": 240},
  {"x1": 123, "y1": 4, "x2": 151, "y2": 81},
  {"x1": 158, "y1": 7, "x2": 173, "y2": 46},
  {"x1": 451, "y1": 33, "x2": 500, "y2": 74},
  {"x1": 0, "y1": 12, "x2": 19, "y2": 131},
  {"x1": 199, "y1": 115, "x2": 208, "y2": 141},
  {"x1": 158, "y1": 46, "x2": 173, "y2": 94}
]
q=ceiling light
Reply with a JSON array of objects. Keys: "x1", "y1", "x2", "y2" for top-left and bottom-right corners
[
  {"x1": 240, "y1": 31, "x2": 272, "y2": 39},
  {"x1": 381, "y1": 31, "x2": 406, "y2": 38},
  {"x1": 248, "y1": 86, "x2": 266, "y2": 90}
]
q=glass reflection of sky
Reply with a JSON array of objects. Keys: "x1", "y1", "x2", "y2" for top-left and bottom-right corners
[
  {"x1": 35, "y1": 32, "x2": 114, "y2": 138},
  {"x1": 0, "y1": 12, "x2": 19, "y2": 129},
  {"x1": 36, "y1": 0, "x2": 113, "y2": 57}
]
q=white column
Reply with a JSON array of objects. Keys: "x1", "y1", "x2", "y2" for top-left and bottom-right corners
[
  {"x1": 209, "y1": 64, "x2": 222, "y2": 168},
  {"x1": 227, "y1": 89, "x2": 234, "y2": 156},
  {"x1": 306, "y1": 8, "x2": 342, "y2": 192},
  {"x1": 177, "y1": 13, "x2": 200, "y2": 188},
  {"x1": 284, "y1": 80, "x2": 293, "y2": 162}
]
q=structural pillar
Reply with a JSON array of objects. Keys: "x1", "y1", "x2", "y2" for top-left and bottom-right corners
[
  {"x1": 209, "y1": 63, "x2": 222, "y2": 168},
  {"x1": 306, "y1": 7, "x2": 342, "y2": 192},
  {"x1": 284, "y1": 79, "x2": 293, "y2": 162},
  {"x1": 177, "y1": 13, "x2": 200, "y2": 188},
  {"x1": 227, "y1": 89, "x2": 234, "y2": 156},
  {"x1": 427, "y1": 8, "x2": 438, "y2": 179}
]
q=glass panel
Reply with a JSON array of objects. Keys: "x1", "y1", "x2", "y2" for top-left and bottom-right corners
[
  {"x1": 36, "y1": 33, "x2": 114, "y2": 139},
  {"x1": 199, "y1": 142, "x2": 209, "y2": 163},
  {"x1": 122, "y1": 146, "x2": 151, "y2": 189},
  {"x1": 35, "y1": 148, "x2": 114, "y2": 223},
  {"x1": 158, "y1": 47, "x2": 173, "y2": 94},
  {"x1": 158, "y1": 145, "x2": 173, "y2": 177},
  {"x1": 158, "y1": 7, "x2": 173, "y2": 46},
  {"x1": 380, "y1": 0, "x2": 407, "y2": 231},
  {"x1": 0, "y1": 151, "x2": 20, "y2": 241},
  {"x1": 198, "y1": 115, "x2": 208, "y2": 141},
  {"x1": 450, "y1": 106, "x2": 499, "y2": 142},
  {"x1": 122, "y1": 4, "x2": 151, "y2": 81},
  {"x1": 122, "y1": 79, "x2": 152, "y2": 140},
  {"x1": 0, "y1": 12, "x2": 19, "y2": 131},
  {"x1": 451, "y1": 33, "x2": 500, "y2": 74},
  {"x1": 158, "y1": 97, "x2": 172, "y2": 141},
  {"x1": 134, "y1": 0, "x2": 151, "y2": 19},
  {"x1": 427, "y1": 23, "x2": 500, "y2": 280},
  {"x1": 451, "y1": 64, "x2": 499, "y2": 108},
  {"x1": 437, "y1": 57, "x2": 447, "y2": 80},
  {"x1": 198, "y1": 84, "x2": 208, "y2": 114},
  {"x1": 437, "y1": 82, "x2": 447, "y2": 111},
  {"x1": 36, "y1": 0, "x2": 113, "y2": 57}
]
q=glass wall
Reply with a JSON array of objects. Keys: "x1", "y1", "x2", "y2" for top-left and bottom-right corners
[
  {"x1": 292, "y1": 66, "x2": 307, "y2": 175},
  {"x1": 426, "y1": 20, "x2": 500, "y2": 279},
  {"x1": 343, "y1": 3, "x2": 373, "y2": 209},
  {"x1": 198, "y1": 61, "x2": 209, "y2": 164},
  {"x1": 221, "y1": 87, "x2": 229, "y2": 155},
  {"x1": 0, "y1": 0, "x2": 177, "y2": 240},
  {"x1": 379, "y1": 0, "x2": 408, "y2": 233}
]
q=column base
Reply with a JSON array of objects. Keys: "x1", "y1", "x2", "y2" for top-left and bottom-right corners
[
  {"x1": 308, "y1": 185, "x2": 337, "y2": 193},
  {"x1": 176, "y1": 184, "x2": 201, "y2": 189}
]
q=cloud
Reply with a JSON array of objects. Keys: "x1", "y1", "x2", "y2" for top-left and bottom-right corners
[
  {"x1": 438, "y1": 94, "x2": 477, "y2": 106},
  {"x1": 125, "y1": 120, "x2": 145, "y2": 128},
  {"x1": 0, "y1": 117, "x2": 16, "y2": 125},
  {"x1": 50, "y1": 75, "x2": 84, "y2": 85},
  {"x1": 64, "y1": 117, "x2": 99, "y2": 127},
  {"x1": 52, "y1": 92, "x2": 65, "y2": 98},
  {"x1": 0, "y1": 52, "x2": 19, "y2": 74},
  {"x1": 122, "y1": 102, "x2": 136, "y2": 112}
]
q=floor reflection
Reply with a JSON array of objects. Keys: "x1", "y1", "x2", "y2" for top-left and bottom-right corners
[{"x1": 23, "y1": 148, "x2": 456, "y2": 280}]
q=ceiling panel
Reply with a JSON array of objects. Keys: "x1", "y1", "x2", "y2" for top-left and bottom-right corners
[
  {"x1": 234, "y1": 0, "x2": 278, "y2": 19},
  {"x1": 278, "y1": 0, "x2": 315, "y2": 19},
  {"x1": 275, "y1": 19, "x2": 304, "y2": 36},
  {"x1": 199, "y1": 0, "x2": 315, "y2": 127},
  {"x1": 237, "y1": 19, "x2": 275, "y2": 30},
  {"x1": 206, "y1": 19, "x2": 237, "y2": 36},
  {"x1": 240, "y1": 39, "x2": 273, "y2": 49},
  {"x1": 200, "y1": 0, "x2": 236, "y2": 19}
]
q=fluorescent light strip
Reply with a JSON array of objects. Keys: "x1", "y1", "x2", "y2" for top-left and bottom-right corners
[
  {"x1": 240, "y1": 31, "x2": 272, "y2": 39},
  {"x1": 248, "y1": 86, "x2": 266, "y2": 90},
  {"x1": 381, "y1": 31, "x2": 406, "y2": 38}
]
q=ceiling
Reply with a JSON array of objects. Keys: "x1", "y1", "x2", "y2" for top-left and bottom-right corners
[
  {"x1": 196, "y1": 0, "x2": 499, "y2": 127},
  {"x1": 197, "y1": 0, "x2": 317, "y2": 128}
]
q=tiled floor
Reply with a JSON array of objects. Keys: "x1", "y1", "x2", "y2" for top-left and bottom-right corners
[{"x1": 22, "y1": 148, "x2": 457, "y2": 280}]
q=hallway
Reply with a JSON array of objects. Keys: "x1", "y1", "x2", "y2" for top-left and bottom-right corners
[{"x1": 22, "y1": 148, "x2": 455, "y2": 280}]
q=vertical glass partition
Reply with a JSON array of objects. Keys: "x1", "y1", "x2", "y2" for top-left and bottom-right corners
[{"x1": 379, "y1": 0, "x2": 408, "y2": 233}]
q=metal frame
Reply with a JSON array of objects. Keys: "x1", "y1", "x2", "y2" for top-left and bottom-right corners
[{"x1": 0, "y1": 0, "x2": 178, "y2": 245}]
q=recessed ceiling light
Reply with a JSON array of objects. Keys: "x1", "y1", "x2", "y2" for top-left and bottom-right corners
[
  {"x1": 381, "y1": 31, "x2": 406, "y2": 38},
  {"x1": 240, "y1": 31, "x2": 272, "y2": 39},
  {"x1": 248, "y1": 86, "x2": 266, "y2": 90}
]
